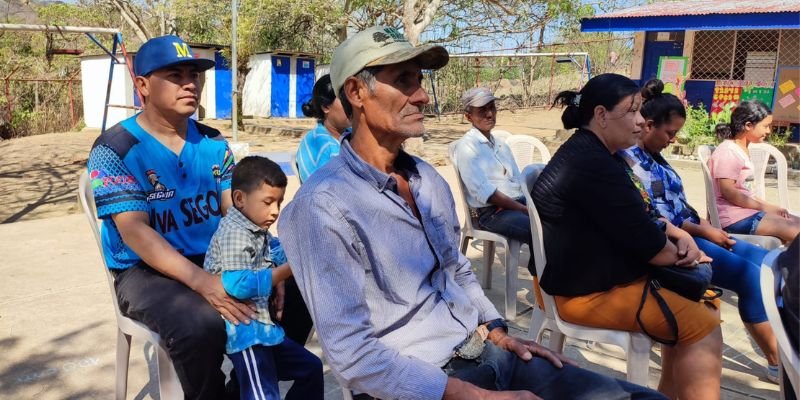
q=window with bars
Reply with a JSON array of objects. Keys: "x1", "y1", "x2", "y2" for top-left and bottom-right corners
[{"x1": 691, "y1": 29, "x2": 799, "y2": 82}]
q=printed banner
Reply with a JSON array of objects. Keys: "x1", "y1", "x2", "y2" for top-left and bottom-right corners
[
  {"x1": 711, "y1": 84, "x2": 742, "y2": 117},
  {"x1": 741, "y1": 86, "x2": 774, "y2": 108}
]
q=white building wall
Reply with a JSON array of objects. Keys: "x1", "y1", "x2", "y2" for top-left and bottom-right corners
[
  {"x1": 288, "y1": 56, "x2": 298, "y2": 118},
  {"x1": 194, "y1": 48, "x2": 217, "y2": 119},
  {"x1": 243, "y1": 54, "x2": 272, "y2": 117},
  {"x1": 80, "y1": 55, "x2": 134, "y2": 129}
]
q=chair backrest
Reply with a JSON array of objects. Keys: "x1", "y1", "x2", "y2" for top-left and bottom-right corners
[
  {"x1": 521, "y1": 179, "x2": 560, "y2": 321},
  {"x1": 491, "y1": 129, "x2": 512, "y2": 144},
  {"x1": 505, "y1": 135, "x2": 552, "y2": 172},
  {"x1": 290, "y1": 151, "x2": 302, "y2": 185},
  {"x1": 448, "y1": 140, "x2": 479, "y2": 233},
  {"x1": 760, "y1": 248, "x2": 800, "y2": 399},
  {"x1": 78, "y1": 171, "x2": 128, "y2": 321},
  {"x1": 697, "y1": 145, "x2": 722, "y2": 228},
  {"x1": 750, "y1": 142, "x2": 790, "y2": 209}
]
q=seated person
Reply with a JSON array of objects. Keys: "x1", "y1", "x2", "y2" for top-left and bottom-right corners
[
  {"x1": 279, "y1": 26, "x2": 665, "y2": 400},
  {"x1": 621, "y1": 79, "x2": 779, "y2": 383},
  {"x1": 297, "y1": 74, "x2": 350, "y2": 183},
  {"x1": 708, "y1": 101, "x2": 800, "y2": 243},
  {"x1": 204, "y1": 156, "x2": 323, "y2": 400},
  {"x1": 87, "y1": 35, "x2": 250, "y2": 398},
  {"x1": 453, "y1": 87, "x2": 538, "y2": 289},
  {"x1": 532, "y1": 73, "x2": 723, "y2": 399},
  {"x1": 778, "y1": 234, "x2": 800, "y2": 399}
]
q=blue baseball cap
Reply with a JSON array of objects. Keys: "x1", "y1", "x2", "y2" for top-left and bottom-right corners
[{"x1": 134, "y1": 35, "x2": 215, "y2": 77}]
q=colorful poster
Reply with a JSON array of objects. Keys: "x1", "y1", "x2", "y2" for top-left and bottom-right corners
[
  {"x1": 772, "y1": 66, "x2": 800, "y2": 124},
  {"x1": 741, "y1": 86, "x2": 774, "y2": 108},
  {"x1": 711, "y1": 84, "x2": 742, "y2": 117},
  {"x1": 657, "y1": 56, "x2": 688, "y2": 98}
]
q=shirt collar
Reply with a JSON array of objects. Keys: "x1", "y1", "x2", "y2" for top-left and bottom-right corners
[
  {"x1": 227, "y1": 206, "x2": 267, "y2": 234},
  {"x1": 465, "y1": 127, "x2": 494, "y2": 145},
  {"x1": 339, "y1": 133, "x2": 421, "y2": 193}
]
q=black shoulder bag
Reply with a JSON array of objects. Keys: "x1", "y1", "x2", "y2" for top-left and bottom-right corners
[{"x1": 636, "y1": 263, "x2": 722, "y2": 345}]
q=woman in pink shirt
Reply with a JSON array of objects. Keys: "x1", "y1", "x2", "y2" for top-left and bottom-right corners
[{"x1": 708, "y1": 101, "x2": 799, "y2": 243}]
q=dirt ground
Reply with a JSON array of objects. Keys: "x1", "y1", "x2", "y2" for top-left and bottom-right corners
[{"x1": 0, "y1": 108, "x2": 566, "y2": 224}]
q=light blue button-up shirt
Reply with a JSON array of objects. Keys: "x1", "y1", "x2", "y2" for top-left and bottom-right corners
[
  {"x1": 279, "y1": 135, "x2": 502, "y2": 400},
  {"x1": 454, "y1": 128, "x2": 524, "y2": 208}
]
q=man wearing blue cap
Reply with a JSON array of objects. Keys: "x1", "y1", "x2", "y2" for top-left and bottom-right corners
[{"x1": 86, "y1": 35, "x2": 250, "y2": 399}]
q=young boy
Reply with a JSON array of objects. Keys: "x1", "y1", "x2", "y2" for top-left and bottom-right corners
[{"x1": 204, "y1": 156, "x2": 323, "y2": 400}]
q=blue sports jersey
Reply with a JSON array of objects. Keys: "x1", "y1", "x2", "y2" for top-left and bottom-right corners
[{"x1": 87, "y1": 115, "x2": 234, "y2": 269}]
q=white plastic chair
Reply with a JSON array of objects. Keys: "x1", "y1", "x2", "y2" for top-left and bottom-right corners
[
  {"x1": 449, "y1": 140, "x2": 523, "y2": 320},
  {"x1": 750, "y1": 143, "x2": 792, "y2": 211},
  {"x1": 78, "y1": 171, "x2": 183, "y2": 400},
  {"x1": 521, "y1": 179, "x2": 654, "y2": 386},
  {"x1": 504, "y1": 135, "x2": 552, "y2": 173},
  {"x1": 698, "y1": 145, "x2": 782, "y2": 249},
  {"x1": 290, "y1": 151, "x2": 303, "y2": 184},
  {"x1": 491, "y1": 129, "x2": 513, "y2": 144},
  {"x1": 760, "y1": 248, "x2": 800, "y2": 399}
]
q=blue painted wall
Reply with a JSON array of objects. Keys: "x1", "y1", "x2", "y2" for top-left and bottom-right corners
[
  {"x1": 271, "y1": 56, "x2": 291, "y2": 117},
  {"x1": 215, "y1": 52, "x2": 232, "y2": 119},
  {"x1": 641, "y1": 35, "x2": 684, "y2": 83},
  {"x1": 295, "y1": 58, "x2": 315, "y2": 117}
]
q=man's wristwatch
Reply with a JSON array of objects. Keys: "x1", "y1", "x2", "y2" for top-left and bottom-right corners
[{"x1": 486, "y1": 318, "x2": 508, "y2": 333}]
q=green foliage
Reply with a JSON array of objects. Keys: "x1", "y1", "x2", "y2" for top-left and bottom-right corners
[
  {"x1": 679, "y1": 104, "x2": 717, "y2": 151},
  {"x1": 768, "y1": 126, "x2": 792, "y2": 147}
]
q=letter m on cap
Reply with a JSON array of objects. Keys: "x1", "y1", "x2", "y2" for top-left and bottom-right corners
[{"x1": 173, "y1": 42, "x2": 191, "y2": 58}]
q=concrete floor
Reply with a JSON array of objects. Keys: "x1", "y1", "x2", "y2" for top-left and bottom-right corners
[{"x1": 1, "y1": 162, "x2": 797, "y2": 399}]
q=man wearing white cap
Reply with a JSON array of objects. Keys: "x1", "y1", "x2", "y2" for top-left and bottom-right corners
[
  {"x1": 279, "y1": 27, "x2": 664, "y2": 400},
  {"x1": 453, "y1": 88, "x2": 538, "y2": 280}
]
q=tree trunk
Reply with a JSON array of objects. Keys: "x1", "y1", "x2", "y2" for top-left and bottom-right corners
[
  {"x1": 402, "y1": 0, "x2": 443, "y2": 46},
  {"x1": 105, "y1": 0, "x2": 151, "y2": 43}
]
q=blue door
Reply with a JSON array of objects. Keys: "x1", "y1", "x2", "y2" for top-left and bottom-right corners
[
  {"x1": 641, "y1": 32, "x2": 684, "y2": 83},
  {"x1": 295, "y1": 58, "x2": 315, "y2": 117},
  {"x1": 271, "y1": 56, "x2": 291, "y2": 117},
  {"x1": 215, "y1": 52, "x2": 232, "y2": 119}
]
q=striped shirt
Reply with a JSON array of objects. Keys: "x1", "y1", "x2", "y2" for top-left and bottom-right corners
[
  {"x1": 279, "y1": 135, "x2": 502, "y2": 399},
  {"x1": 296, "y1": 122, "x2": 342, "y2": 182}
]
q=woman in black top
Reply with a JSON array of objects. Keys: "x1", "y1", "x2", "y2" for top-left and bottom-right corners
[{"x1": 531, "y1": 73, "x2": 722, "y2": 399}]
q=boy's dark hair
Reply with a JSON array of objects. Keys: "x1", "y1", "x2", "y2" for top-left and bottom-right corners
[{"x1": 232, "y1": 156, "x2": 287, "y2": 193}]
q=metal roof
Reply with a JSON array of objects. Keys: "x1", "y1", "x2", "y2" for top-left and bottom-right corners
[{"x1": 589, "y1": 0, "x2": 800, "y2": 19}]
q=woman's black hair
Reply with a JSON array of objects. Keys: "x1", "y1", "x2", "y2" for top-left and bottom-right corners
[
  {"x1": 301, "y1": 74, "x2": 336, "y2": 121},
  {"x1": 552, "y1": 73, "x2": 641, "y2": 130},
  {"x1": 639, "y1": 79, "x2": 686, "y2": 126},
  {"x1": 715, "y1": 100, "x2": 772, "y2": 139}
]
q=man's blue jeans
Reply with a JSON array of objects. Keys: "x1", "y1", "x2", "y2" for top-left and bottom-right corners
[{"x1": 444, "y1": 341, "x2": 666, "y2": 399}]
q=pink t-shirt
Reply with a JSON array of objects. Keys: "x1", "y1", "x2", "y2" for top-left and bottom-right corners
[{"x1": 708, "y1": 140, "x2": 758, "y2": 228}]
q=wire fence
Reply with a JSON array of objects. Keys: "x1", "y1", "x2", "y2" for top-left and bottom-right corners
[
  {"x1": 1, "y1": 74, "x2": 82, "y2": 139},
  {"x1": 423, "y1": 36, "x2": 635, "y2": 115}
]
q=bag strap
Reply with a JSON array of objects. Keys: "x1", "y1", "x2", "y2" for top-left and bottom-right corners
[{"x1": 636, "y1": 279, "x2": 679, "y2": 346}]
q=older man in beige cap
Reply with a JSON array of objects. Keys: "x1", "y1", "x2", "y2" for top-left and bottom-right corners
[
  {"x1": 452, "y1": 87, "x2": 543, "y2": 302},
  {"x1": 279, "y1": 27, "x2": 664, "y2": 400}
]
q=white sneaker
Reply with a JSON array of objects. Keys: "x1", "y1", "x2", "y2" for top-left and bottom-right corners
[{"x1": 767, "y1": 364, "x2": 780, "y2": 384}]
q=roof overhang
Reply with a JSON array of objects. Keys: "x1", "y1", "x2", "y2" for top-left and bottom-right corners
[{"x1": 582, "y1": 11, "x2": 800, "y2": 32}]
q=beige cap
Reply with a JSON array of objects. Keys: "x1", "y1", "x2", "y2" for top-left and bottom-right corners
[
  {"x1": 330, "y1": 26, "x2": 449, "y2": 97},
  {"x1": 461, "y1": 87, "x2": 496, "y2": 111}
]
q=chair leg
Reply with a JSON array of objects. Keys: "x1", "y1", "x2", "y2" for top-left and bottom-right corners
[
  {"x1": 504, "y1": 241, "x2": 521, "y2": 320},
  {"x1": 481, "y1": 241, "x2": 495, "y2": 289},
  {"x1": 156, "y1": 344, "x2": 184, "y2": 400},
  {"x1": 115, "y1": 329, "x2": 132, "y2": 400},
  {"x1": 529, "y1": 307, "x2": 546, "y2": 342},
  {"x1": 547, "y1": 330, "x2": 566, "y2": 352},
  {"x1": 626, "y1": 335, "x2": 652, "y2": 386}
]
